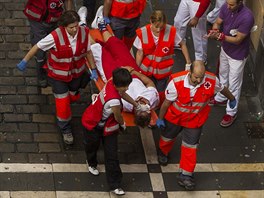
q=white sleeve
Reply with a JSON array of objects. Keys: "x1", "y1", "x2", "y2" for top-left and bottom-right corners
[
  {"x1": 214, "y1": 77, "x2": 224, "y2": 93},
  {"x1": 37, "y1": 34, "x2": 55, "y2": 51},
  {"x1": 133, "y1": 36, "x2": 142, "y2": 50},
  {"x1": 108, "y1": 99, "x2": 121, "y2": 107},
  {"x1": 165, "y1": 80, "x2": 178, "y2": 101}
]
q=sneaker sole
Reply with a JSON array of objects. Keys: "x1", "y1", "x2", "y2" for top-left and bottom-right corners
[
  {"x1": 220, "y1": 114, "x2": 237, "y2": 128},
  {"x1": 178, "y1": 181, "x2": 195, "y2": 190},
  {"x1": 111, "y1": 191, "x2": 125, "y2": 196},
  {"x1": 89, "y1": 171, "x2": 99, "y2": 176}
]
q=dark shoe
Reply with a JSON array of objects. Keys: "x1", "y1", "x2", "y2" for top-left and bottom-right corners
[
  {"x1": 37, "y1": 67, "x2": 48, "y2": 88},
  {"x1": 63, "y1": 133, "x2": 74, "y2": 145},
  {"x1": 177, "y1": 173, "x2": 195, "y2": 190},
  {"x1": 157, "y1": 149, "x2": 168, "y2": 166},
  {"x1": 38, "y1": 78, "x2": 48, "y2": 88}
]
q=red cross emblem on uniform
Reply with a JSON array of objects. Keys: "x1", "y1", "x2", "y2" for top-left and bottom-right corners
[
  {"x1": 162, "y1": 47, "x2": 169, "y2": 54},
  {"x1": 50, "y1": 2, "x2": 57, "y2": 9},
  {"x1": 204, "y1": 81, "x2": 211, "y2": 89}
]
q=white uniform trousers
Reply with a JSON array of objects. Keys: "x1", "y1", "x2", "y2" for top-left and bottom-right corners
[
  {"x1": 207, "y1": 0, "x2": 226, "y2": 24},
  {"x1": 215, "y1": 47, "x2": 247, "y2": 116},
  {"x1": 174, "y1": 0, "x2": 208, "y2": 62}
]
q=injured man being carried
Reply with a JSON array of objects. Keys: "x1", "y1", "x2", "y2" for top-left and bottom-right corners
[{"x1": 90, "y1": 37, "x2": 160, "y2": 127}]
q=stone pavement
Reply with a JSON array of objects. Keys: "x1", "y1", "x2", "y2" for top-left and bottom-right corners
[{"x1": 0, "y1": 0, "x2": 263, "y2": 197}]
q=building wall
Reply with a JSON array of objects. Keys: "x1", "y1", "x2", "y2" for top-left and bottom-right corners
[
  {"x1": 246, "y1": 0, "x2": 264, "y2": 109},
  {"x1": 245, "y1": 0, "x2": 264, "y2": 51}
]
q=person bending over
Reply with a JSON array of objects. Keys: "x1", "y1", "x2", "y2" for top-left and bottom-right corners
[{"x1": 82, "y1": 68, "x2": 135, "y2": 196}]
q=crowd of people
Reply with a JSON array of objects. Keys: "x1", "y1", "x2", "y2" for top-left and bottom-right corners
[{"x1": 16, "y1": 0, "x2": 255, "y2": 195}]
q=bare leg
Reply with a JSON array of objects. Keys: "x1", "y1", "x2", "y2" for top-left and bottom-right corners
[
  {"x1": 180, "y1": 40, "x2": 191, "y2": 65},
  {"x1": 102, "y1": 28, "x2": 113, "y2": 42},
  {"x1": 89, "y1": 34, "x2": 96, "y2": 44}
]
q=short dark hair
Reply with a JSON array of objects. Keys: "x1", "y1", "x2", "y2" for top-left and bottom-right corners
[
  {"x1": 112, "y1": 68, "x2": 132, "y2": 87},
  {"x1": 134, "y1": 111, "x2": 151, "y2": 128},
  {"x1": 58, "y1": 10, "x2": 80, "y2": 27}
]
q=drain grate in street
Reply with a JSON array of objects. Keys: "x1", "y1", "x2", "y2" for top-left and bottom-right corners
[{"x1": 244, "y1": 122, "x2": 264, "y2": 138}]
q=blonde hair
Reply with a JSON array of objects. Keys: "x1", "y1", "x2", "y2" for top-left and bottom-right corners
[{"x1": 150, "y1": 10, "x2": 167, "y2": 24}]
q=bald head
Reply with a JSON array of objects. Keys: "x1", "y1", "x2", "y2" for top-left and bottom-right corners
[
  {"x1": 189, "y1": 60, "x2": 206, "y2": 86},
  {"x1": 191, "y1": 60, "x2": 205, "y2": 75}
]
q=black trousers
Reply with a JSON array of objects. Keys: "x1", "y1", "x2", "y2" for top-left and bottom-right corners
[
  {"x1": 83, "y1": 0, "x2": 96, "y2": 21},
  {"x1": 29, "y1": 20, "x2": 57, "y2": 80},
  {"x1": 83, "y1": 126, "x2": 122, "y2": 190}
]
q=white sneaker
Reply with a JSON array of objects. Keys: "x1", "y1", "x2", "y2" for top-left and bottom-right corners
[
  {"x1": 63, "y1": 133, "x2": 73, "y2": 145},
  {"x1": 88, "y1": 166, "x2": 99, "y2": 176},
  {"x1": 91, "y1": 5, "x2": 104, "y2": 29},
  {"x1": 111, "y1": 188, "x2": 125, "y2": 196},
  {"x1": 78, "y1": 6, "x2": 87, "y2": 26}
]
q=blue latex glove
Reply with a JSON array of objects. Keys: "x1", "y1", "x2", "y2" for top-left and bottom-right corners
[
  {"x1": 17, "y1": 59, "x2": 27, "y2": 71},
  {"x1": 156, "y1": 119, "x2": 165, "y2": 129},
  {"x1": 90, "y1": 69, "x2": 98, "y2": 80},
  {"x1": 229, "y1": 98, "x2": 237, "y2": 109},
  {"x1": 103, "y1": 16, "x2": 111, "y2": 24}
]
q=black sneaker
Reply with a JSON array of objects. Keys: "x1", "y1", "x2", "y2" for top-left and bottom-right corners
[
  {"x1": 63, "y1": 133, "x2": 74, "y2": 145},
  {"x1": 38, "y1": 79, "x2": 48, "y2": 88},
  {"x1": 157, "y1": 149, "x2": 168, "y2": 166},
  {"x1": 177, "y1": 173, "x2": 195, "y2": 190}
]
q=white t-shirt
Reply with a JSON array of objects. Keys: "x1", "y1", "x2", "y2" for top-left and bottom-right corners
[
  {"x1": 90, "y1": 43, "x2": 159, "y2": 112},
  {"x1": 133, "y1": 26, "x2": 180, "y2": 50},
  {"x1": 122, "y1": 78, "x2": 159, "y2": 112},
  {"x1": 37, "y1": 28, "x2": 91, "y2": 54},
  {"x1": 165, "y1": 73, "x2": 224, "y2": 101}
]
